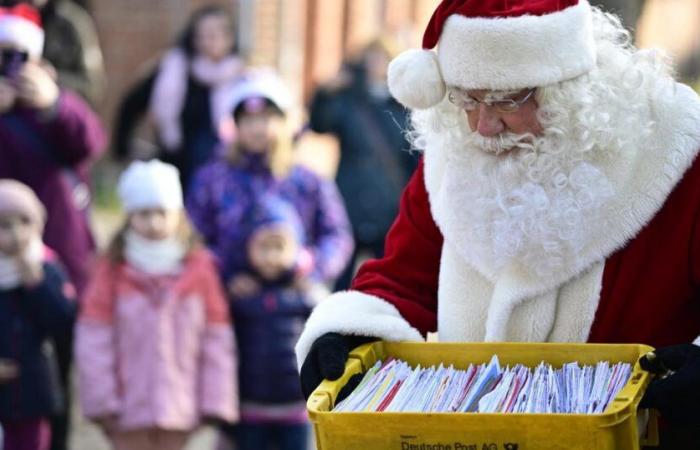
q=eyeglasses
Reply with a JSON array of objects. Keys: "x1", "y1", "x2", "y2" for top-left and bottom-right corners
[{"x1": 448, "y1": 88, "x2": 536, "y2": 114}]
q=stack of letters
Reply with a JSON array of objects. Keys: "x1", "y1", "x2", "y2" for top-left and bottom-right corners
[{"x1": 333, "y1": 355, "x2": 632, "y2": 414}]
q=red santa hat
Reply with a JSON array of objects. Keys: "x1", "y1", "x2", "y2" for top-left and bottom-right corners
[
  {"x1": 0, "y1": 5, "x2": 44, "y2": 59},
  {"x1": 388, "y1": 0, "x2": 596, "y2": 109}
]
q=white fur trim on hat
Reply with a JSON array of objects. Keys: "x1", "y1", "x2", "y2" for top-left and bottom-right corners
[
  {"x1": 0, "y1": 15, "x2": 44, "y2": 58},
  {"x1": 117, "y1": 160, "x2": 183, "y2": 212},
  {"x1": 295, "y1": 290, "x2": 423, "y2": 370},
  {"x1": 388, "y1": 49, "x2": 446, "y2": 109},
  {"x1": 438, "y1": 0, "x2": 596, "y2": 91}
]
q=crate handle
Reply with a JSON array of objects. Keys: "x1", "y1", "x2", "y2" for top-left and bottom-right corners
[
  {"x1": 348, "y1": 342, "x2": 378, "y2": 372},
  {"x1": 308, "y1": 390, "x2": 334, "y2": 412}
]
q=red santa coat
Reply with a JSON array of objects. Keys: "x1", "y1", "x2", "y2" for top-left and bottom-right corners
[{"x1": 295, "y1": 82, "x2": 700, "y2": 366}]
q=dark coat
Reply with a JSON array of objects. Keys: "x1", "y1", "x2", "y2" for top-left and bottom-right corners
[
  {"x1": 309, "y1": 65, "x2": 419, "y2": 246},
  {"x1": 0, "y1": 262, "x2": 76, "y2": 420},
  {"x1": 165, "y1": 76, "x2": 220, "y2": 191},
  {"x1": 231, "y1": 284, "x2": 311, "y2": 404}
]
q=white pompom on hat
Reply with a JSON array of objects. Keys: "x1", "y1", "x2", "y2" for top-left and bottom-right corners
[
  {"x1": 117, "y1": 160, "x2": 183, "y2": 213},
  {"x1": 388, "y1": 0, "x2": 596, "y2": 110},
  {"x1": 387, "y1": 49, "x2": 446, "y2": 111},
  {"x1": 0, "y1": 4, "x2": 44, "y2": 58}
]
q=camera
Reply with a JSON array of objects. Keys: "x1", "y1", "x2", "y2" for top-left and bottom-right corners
[{"x1": 0, "y1": 48, "x2": 29, "y2": 79}]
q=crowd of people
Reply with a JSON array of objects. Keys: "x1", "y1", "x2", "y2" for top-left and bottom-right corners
[{"x1": 0, "y1": 1, "x2": 415, "y2": 450}]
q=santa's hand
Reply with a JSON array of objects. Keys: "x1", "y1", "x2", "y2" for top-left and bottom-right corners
[
  {"x1": 639, "y1": 343, "x2": 700, "y2": 424},
  {"x1": 300, "y1": 332, "x2": 377, "y2": 401}
]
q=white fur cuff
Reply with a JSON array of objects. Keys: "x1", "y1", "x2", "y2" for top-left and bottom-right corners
[
  {"x1": 295, "y1": 290, "x2": 423, "y2": 370},
  {"x1": 694, "y1": 335, "x2": 700, "y2": 346}
]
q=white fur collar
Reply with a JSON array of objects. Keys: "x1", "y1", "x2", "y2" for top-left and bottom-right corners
[{"x1": 437, "y1": 244, "x2": 605, "y2": 342}]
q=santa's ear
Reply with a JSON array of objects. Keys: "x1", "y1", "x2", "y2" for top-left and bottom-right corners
[{"x1": 388, "y1": 49, "x2": 446, "y2": 110}]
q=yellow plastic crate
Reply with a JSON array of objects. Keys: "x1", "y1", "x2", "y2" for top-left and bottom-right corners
[{"x1": 307, "y1": 342, "x2": 659, "y2": 450}]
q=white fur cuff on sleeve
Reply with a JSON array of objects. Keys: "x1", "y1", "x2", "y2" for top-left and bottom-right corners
[
  {"x1": 295, "y1": 290, "x2": 423, "y2": 370},
  {"x1": 694, "y1": 335, "x2": 700, "y2": 346}
]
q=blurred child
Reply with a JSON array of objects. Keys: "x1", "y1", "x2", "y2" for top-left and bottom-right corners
[
  {"x1": 0, "y1": 180, "x2": 75, "y2": 450},
  {"x1": 186, "y1": 72, "x2": 353, "y2": 450},
  {"x1": 75, "y1": 160, "x2": 238, "y2": 450},
  {"x1": 230, "y1": 196, "x2": 324, "y2": 449}
]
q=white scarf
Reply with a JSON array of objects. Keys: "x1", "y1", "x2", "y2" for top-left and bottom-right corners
[
  {"x1": 190, "y1": 55, "x2": 243, "y2": 86},
  {"x1": 0, "y1": 238, "x2": 44, "y2": 289},
  {"x1": 124, "y1": 231, "x2": 185, "y2": 276}
]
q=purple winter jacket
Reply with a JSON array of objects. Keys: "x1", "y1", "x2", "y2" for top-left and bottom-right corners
[{"x1": 0, "y1": 91, "x2": 106, "y2": 295}]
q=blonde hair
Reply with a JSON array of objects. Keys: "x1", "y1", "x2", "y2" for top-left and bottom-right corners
[
  {"x1": 227, "y1": 117, "x2": 294, "y2": 178},
  {"x1": 106, "y1": 211, "x2": 201, "y2": 264}
]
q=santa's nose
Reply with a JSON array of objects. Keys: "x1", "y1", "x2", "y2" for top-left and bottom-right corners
[{"x1": 475, "y1": 104, "x2": 505, "y2": 137}]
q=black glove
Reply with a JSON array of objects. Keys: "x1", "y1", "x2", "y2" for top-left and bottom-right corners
[
  {"x1": 300, "y1": 332, "x2": 377, "y2": 401},
  {"x1": 639, "y1": 344, "x2": 700, "y2": 424}
]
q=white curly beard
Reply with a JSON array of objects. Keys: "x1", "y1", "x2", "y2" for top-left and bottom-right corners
[
  {"x1": 438, "y1": 129, "x2": 615, "y2": 280},
  {"x1": 408, "y1": 8, "x2": 679, "y2": 281}
]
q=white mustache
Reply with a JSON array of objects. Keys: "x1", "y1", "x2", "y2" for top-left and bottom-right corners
[{"x1": 468, "y1": 132, "x2": 535, "y2": 155}]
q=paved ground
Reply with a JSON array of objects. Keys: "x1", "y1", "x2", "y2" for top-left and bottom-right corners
[{"x1": 70, "y1": 414, "x2": 218, "y2": 450}]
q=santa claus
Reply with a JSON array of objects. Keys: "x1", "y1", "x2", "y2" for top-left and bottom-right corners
[{"x1": 297, "y1": 0, "x2": 700, "y2": 441}]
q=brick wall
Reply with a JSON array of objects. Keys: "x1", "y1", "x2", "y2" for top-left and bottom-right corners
[{"x1": 88, "y1": 0, "x2": 437, "y2": 138}]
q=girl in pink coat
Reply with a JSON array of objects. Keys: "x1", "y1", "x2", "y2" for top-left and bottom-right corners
[{"x1": 75, "y1": 160, "x2": 238, "y2": 450}]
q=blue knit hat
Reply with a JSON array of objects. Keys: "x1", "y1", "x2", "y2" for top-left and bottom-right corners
[{"x1": 245, "y1": 195, "x2": 304, "y2": 244}]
